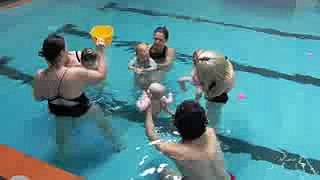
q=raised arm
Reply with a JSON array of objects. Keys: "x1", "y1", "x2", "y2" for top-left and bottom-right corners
[
  {"x1": 144, "y1": 106, "x2": 183, "y2": 160},
  {"x1": 160, "y1": 93, "x2": 174, "y2": 116},
  {"x1": 145, "y1": 107, "x2": 160, "y2": 142},
  {"x1": 77, "y1": 39, "x2": 107, "y2": 85}
]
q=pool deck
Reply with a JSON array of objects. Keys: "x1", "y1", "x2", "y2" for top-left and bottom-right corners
[{"x1": 0, "y1": 144, "x2": 83, "y2": 180}]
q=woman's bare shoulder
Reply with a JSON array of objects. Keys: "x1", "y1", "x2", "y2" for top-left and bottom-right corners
[
  {"x1": 35, "y1": 69, "x2": 46, "y2": 79},
  {"x1": 168, "y1": 47, "x2": 175, "y2": 50},
  {"x1": 166, "y1": 47, "x2": 176, "y2": 57}
]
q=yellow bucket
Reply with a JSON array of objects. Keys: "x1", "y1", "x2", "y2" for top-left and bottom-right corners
[{"x1": 90, "y1": 25, "x2": 114, "y2": 47}]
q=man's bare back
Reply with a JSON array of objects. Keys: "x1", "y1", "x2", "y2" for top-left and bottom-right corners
[{"x1": 144, "y1": 100, "x2": 230, "y2": 180}]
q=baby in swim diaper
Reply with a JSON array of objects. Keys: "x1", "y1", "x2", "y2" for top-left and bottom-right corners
[
  {"x1": 128, "y1": 43, "x2": 158, "y2": 74},
  {"x1": 178, "y1": 50, "x2": 204, "y2": 101},
  {"x1": 136, "y1": 82, "x2": 174, "y2": 117}
]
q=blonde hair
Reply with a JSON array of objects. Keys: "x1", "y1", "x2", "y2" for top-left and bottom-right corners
[
  {"x1": 196, "y1": 50, "x2": 233, "y2": 80},
  {"x1": 135, "y1": 43, "x2": 148, "y2": 54},
  {"x1": 194, "y1": 50, "x2": 235, "y2": 98}
]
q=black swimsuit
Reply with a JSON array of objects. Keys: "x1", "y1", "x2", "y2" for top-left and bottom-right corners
[
  {"x1": 206, "y1": 92, "x2": 229, "y2": 104},
  {"x1": 75, "y1": 51, "x2": 81, "y2": 63},
  {"x1": 47, "y1": 69, "x2": 91, "y2": 118},
  {"x1": 149, "y1": 45, "x2": 167, "y2": 64}
]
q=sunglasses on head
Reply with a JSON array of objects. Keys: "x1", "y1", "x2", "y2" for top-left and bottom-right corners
[{"x1": 194, "y1": 54, "x2": 228, "y2": 63}]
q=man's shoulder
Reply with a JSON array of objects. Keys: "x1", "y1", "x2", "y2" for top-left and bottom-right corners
[{"x1": 156, "y1": 141, "x2": 188, "y2": 160}]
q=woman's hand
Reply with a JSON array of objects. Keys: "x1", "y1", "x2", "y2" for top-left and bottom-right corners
[{"x1": 135, "y1": 67, "x2": 144, "y2": 74}]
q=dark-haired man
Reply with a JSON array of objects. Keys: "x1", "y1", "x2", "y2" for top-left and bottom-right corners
[{"x1": 144, "y1": 100, "x2": 235, "y2": 180}]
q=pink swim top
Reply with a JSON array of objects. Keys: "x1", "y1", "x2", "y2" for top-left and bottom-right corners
[
  {"x1": 136, "y1": 91, "x2": 150, "y2": 112},
  {"x1": 136, "y1": 91, "x2": 173, "y2": 112}
]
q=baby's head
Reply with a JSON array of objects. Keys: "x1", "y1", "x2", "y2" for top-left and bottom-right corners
[
  {"x1": 135, "y1": 43, "x2": 149, "y2": 63},
  {"x1": 148, "y1": 82, "x2": 166, "y2": 99},
  {"x1": 81, "y1": 48, "x2": 98, "y2": 70}
]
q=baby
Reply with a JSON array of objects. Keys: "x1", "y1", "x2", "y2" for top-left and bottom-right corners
[
  {"x1": 78, "y1": 47, "x2": 107, "y2": 98},
  {"x1": 178, "y1": 50, "x2": 204, "y2": 101},
  {"x1": 128, "y1": 43, "x2": 158, "y2": 74},
  {"x1": 80, "y1": 48, "x2": 99, "y2": 70},
  {"x1": 136, "y1": 82, "x2": 174, "y2": 117}
]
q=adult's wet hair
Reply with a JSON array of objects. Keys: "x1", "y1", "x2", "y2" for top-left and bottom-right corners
[
  {"x1": 154, "y1": 26, "x2": 169, "y2": 40},
  {"x1": 81, "y1": 48, "x2": 98, "y2": 63},
  {"x1": 174, "y1": 100, "x2": 208, "y2": 141},
  {"x1": 38, "y1": 34, "x2": 65, "y2": 65}
]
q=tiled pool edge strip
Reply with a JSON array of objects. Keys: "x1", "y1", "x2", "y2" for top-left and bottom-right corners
[
  {"x1": 54, "y1": 24, "x2": 320, "y2": 87},
  {"x1": 99, "y1": 2, "x2": 320, "y2": 41}
]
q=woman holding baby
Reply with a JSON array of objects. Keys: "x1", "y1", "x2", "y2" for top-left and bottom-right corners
[{"x1": 32, "y1": 34, "x2": 123, "y2": 160}]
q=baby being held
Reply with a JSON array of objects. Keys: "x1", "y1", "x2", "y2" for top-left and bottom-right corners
[
  {"x1": 128, "y1": 43, "x2": 157, "y2": 74},
  {"x1": 178, "y1": 49, "x2": 204, "y2": 101},
  {"x1": 79, "y1": 47, "x2": 107, "y2": 96},
  {"x1": 80, "y1": 48, "x2": 99, "y2": 70},
  {"x1": 136, "y1": 82, "x2": 174, "y2": 117}
]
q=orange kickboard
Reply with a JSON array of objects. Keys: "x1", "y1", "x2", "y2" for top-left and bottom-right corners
[{"x1": 0, "y1": 144, "x2": 83, "y2": 180}]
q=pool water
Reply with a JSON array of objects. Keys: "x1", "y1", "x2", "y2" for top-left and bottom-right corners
[{"x1": 1, "y1": 0, "x2": 320, "y2": 179}]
